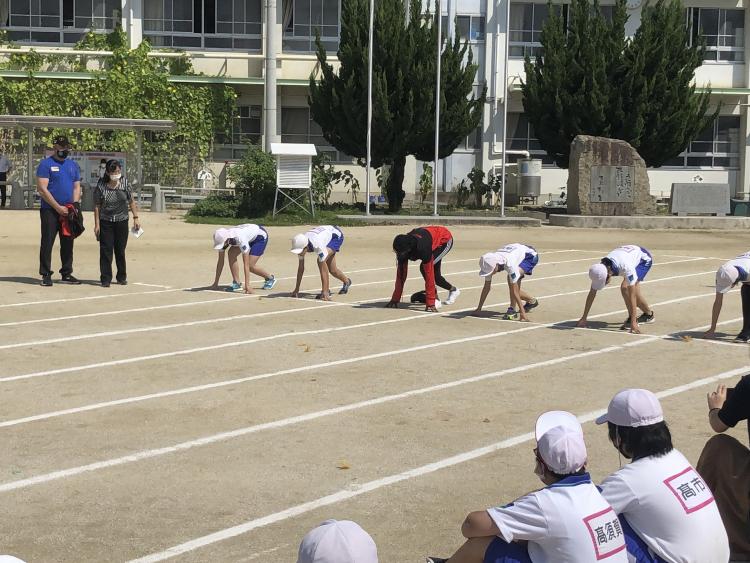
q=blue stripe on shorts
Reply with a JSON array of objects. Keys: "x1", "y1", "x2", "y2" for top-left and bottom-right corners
[{"x1": 327, "y1": 232, "x2": 344, "y2": 253}]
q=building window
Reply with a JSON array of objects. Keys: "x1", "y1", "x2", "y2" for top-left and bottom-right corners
[
  {"x1": 663, "y1": 115, "x2": 741, "y2": 168},
  {"x1": 509, "y1": 3, "x2": 567, "y2": 59},
  {"x1": 143, "y1": 0, "x2": 262, "y2": 50},
  {"x1": 3, "y1": 0, "x2": 119, "y2": 44},
  {"x1": 506, "y1": 112, "x2": 556, "y2": 165},
  {"x1": 688, "y1": 8, "x2": 744, "y2": 63},
  {"x1": 214, "y1": 105, "x2": 262, "y2": 160},
  {"x1": 281, "y1": 106, "x2": 351, "y2": 162},
  {"x1": 282, "y1": 0, "x2": 340, "y2": 52},
  {"x1": 441, "y1": 15, "x2": 486, "y2": 41}
]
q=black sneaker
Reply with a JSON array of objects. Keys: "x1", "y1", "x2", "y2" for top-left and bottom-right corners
[
  {"x1": 524, "y1": 299, "x2": 539, "y2": 313},
  {"x1": 40, "y1": 275, "x2": 52, "y2": 287},
  {"x1": 735, "y1": 333, "x2": 750, "y2": 343},
  {"x1": 426, "y1": 558, "x2": 449, "y2": 563},
  {"x1": 60, "y1": 275, "x2": 82, "y2": 285},
  {"x1": 117, "y1": 279, "x2": 127, "y2": 286},
  {"x1": 637, "y1": 311, "x2": 655, "y2": 324},
  {"x1": 102, "y1": 281, "x2": 111, "y2": 288},
  {"x1": 339, "y1": 278, "x2": 352, "y2": 295}
]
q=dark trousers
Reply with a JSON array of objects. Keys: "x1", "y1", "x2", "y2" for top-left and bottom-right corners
[
  {"x1": 741, "y1": 283, "x2": 750, "y2": 337},
  {"x1": 0, "y1": 172, "x2": 6, "y2": 207},
  {"x1": 421, "y1": 260, "x2": 453, "y2": 292},
  {"x1": 39, "y1": 207, "x2": 74, "y2": 277},
  {"x1": 99, "y1": 219, "x2": 129, "y2": 283}
]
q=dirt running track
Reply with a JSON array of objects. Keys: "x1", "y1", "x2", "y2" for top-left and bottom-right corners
[{"x1": 0, "y1": 210, "x2": 748, "y2": 562}]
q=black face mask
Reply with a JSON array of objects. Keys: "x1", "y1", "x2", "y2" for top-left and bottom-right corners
[{"x1": 56, "y1": 150, "x2": 69, "y2": 159}]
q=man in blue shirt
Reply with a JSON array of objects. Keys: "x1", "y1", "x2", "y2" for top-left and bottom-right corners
[{"x1": 36, "y1": 135, "x2": 82, "y2": 286}]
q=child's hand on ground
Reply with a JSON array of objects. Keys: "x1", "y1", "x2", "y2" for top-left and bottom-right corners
[
  {"x1": 209, "y1": 283, "x2": 219, "y2": 290},
  {"x1": 470, "y1": 309, "x2": 482, "y2": 316},
  {"x1": 291, "y1": 290, "x2": 300, "y2": 298},
  {"x1": 244, "y1": 285, "x2": 253, "y2": 294},
  {"x1": 703, "y1": 329, "x2": 716, "y2": 339},
  {"x1": 629, "y1": 323, "x2": 641, "y2": 334},
  {"x1": 320, "y1": 294, "x2": 332, "y2": 301},
  {"x1": 576, "y1": 319, "x2": 587, "y2": 328}
]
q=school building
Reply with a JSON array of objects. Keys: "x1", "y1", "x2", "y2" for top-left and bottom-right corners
[{"x1": 1, "y1": 0, "x2": 748, "y2": 200}]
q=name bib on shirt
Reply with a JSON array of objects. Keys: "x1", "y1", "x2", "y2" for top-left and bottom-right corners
[
  {"x1": 664, "y1": 467, "x2": 715, "y2": 514},
  {"x1": 583, "y1": 507, "x2": 627, "y2": 560}
]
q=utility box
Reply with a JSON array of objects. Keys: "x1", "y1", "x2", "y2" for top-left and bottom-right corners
[{"x1": 518, "y1": 158, "x2": 542, "y2": 198}]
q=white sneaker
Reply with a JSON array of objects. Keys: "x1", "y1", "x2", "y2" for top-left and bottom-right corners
[
  {"x1": 434, "y1": 298, "x2": 442, "y2": 310},
  {"x1": 445, "y1": 288, "x2": 460, "y2": 305}
]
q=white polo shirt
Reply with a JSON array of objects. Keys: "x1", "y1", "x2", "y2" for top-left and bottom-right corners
[
  {"x1": 606, "y1": 245, "x2": 651, "y2": 286},
  {"x1": 227, "y1": 224, "x2": 266, "y2": 255},
  {"x1": 716, "y1": 252, "x2": 750, "y2": 293},
  {"x1": 487, "y1": 244, "x2": 537, "y2": 284},
  {"x1": 305, "y1": 225, "x2": 342, "y2": 262},
  {"x1": 600, "y1": 449, "x2": 729, "y2": 563},
  {"x1": 487, "y1": 473, "x2": 627, "y2": 562}
]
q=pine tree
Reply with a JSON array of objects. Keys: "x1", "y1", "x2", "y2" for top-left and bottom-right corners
[
  {"x1": 308, "y1": 0, "x2": 485, "y2": 211},
  {"x1": 521, "y1": 0, "x2": 715, "y2": 168}
]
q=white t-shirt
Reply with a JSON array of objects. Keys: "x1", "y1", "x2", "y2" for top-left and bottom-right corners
[
  {"x1": 486, "y1": 244, "x2": 537, "y2": 284},
  {"x1": 226, "y1": 224, "x2": 266, "y2": 255},
  {"x1": 717, "y1": 252, "x2": 750, "y2": 293},
  {"x1": 305, "y1": 225, "x2": 342, "y2": 262},
  {"x1": 487, "y1": 473, "x2": 627, "y2": 563},
  {"x1": 600, "y1": 449, "x2": 729, "y2": 563},
  {"x1": 606, "y1": 245, "x2": 651, "y2": 286}
]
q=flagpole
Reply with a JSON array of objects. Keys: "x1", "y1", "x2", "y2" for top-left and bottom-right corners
[
  {"x1": 365, "y1": 0, "x2": 375, "y2": 215},
  {"x1": 432, "y1": 0, "x2": 442, "y2": 217}
]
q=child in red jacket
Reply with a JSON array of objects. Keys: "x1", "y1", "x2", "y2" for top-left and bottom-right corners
[{"x1": 386, "y1": 225, "x2": 459, "y2": 312}]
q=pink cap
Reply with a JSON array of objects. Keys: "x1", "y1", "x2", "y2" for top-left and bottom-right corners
[
  {"x1": 589, "y1": 263, "x2": 608, "y2": 291},
  {"x1": 213, "y1": 228, "x2": 231, "y2": 250},
  {"x1": 596, "y1": 389, "x2": 664, "y2": 427},
  {"x1": 535, "y1": 411, "x2": 587, "y2": 474},
  {"x1": 297, "y1": 520, "x2": 378, "y2": 563}
]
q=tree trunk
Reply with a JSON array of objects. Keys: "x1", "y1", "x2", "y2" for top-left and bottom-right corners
[{"x1": 387, "y1": 154, "x2": 407, "y2": 212}]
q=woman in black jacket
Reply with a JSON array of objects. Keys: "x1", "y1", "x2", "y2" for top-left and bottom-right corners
[{"x1": 94, "y1": 160, "x2": 140, "y2": 287}]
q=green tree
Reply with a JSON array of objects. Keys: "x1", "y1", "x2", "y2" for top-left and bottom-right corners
[
  {"x1": 522, "y1": 0, "x2": 715, "y2": 168},
  {"x1": 0, "y1": 27, "x2": 236, "y2": 184},
  {"x1": 308, "y1": 0, "x2": 485, "y2": 211}
]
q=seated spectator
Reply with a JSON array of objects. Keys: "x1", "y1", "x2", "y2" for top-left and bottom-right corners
[
  {"x1": 427, "y1": 411, "x2": 627, "y2": 563},
  {"x1": 697, "y1": 378, "x2": 750, "y2": 560},
  {"x1": 297, "y1": 519, "x2": 378, "y2": 563},
  {"x1": 597, "y1": 389, "x2": 730, "y2": 563}
]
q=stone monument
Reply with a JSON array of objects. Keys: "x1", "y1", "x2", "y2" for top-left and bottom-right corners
[{"x1": 567, "y1": 135, "x2": 656, "y2": 215}]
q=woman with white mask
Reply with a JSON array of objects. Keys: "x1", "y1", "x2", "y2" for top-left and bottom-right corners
[{"x1": 94, "y1": 159, "x2": 140, "y2": 287}]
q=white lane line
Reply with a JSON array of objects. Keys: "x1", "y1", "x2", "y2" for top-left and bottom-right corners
[
  {"x1": 0, "y1": 257, "x2": 705, "y2": 351},
  {"x1": 0, "y1": 290, "x2": 722, "y2": 428},
  {"x1": 0, "y1": 310, "x2": 741, "y2": 496},
  {"x1": 0, "y1": 257, "x2": 598, "y2": 329},
  {"x1": 0, "y1": 250, "x2": 586, "y2": 310},
  {"x1": 0, "y1": 266, "x2": 715, "y2": 383},
  {"x1": 132, "y1": 283, "x2": 172, "y2": 289},
  {"x1": 124, "y1": 361, "x2": 750, "y2": 562}
]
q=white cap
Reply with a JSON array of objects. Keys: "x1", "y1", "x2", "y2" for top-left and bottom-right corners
[
  {"x1": 589, "y1": 263, "x2": 608, "y2": 291},
  {"x1": 595, "y1": 389, "x2": 664, "y2": 427},
  {"x1": 297, "y1": 520, "x2": 378, "y2": 563},
  {"x1": 479, "y1": 253, "x2": 502, "y2": 277},
  {"x1": 291, "y1": 233, "x2": 309, "y2": 254},
  {"x1": 213, "y1": 228, "x2": 231, "y2": 250},
  {"x1": 535, "y1": 411, "x2": 587, "y2": 475},
  {"x1": 716, "y1": 264, "x2": 740, "y2": 294},
  {"x1": 0, "y1": 557, "x2": 27, "y2": 563}
]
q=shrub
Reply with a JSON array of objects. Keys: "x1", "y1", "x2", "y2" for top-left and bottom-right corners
[
  {"x1": 228, "y1": 145, "x2": 277, "y2": 217},
  {"x1": 188, "y1": 193, "x2": 239, "y2": 218}
]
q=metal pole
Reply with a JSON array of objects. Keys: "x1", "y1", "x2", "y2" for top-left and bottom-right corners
[
  {"x1": 365, "y1": 0, "x2": 375, "y2": 215},
  {"x1": 432, "y1": 0, "x2": 442, "y2": 217},
  {"x1": 27, "y1": 126, "x2": 33, "y2": 206},
  {"x1": 264, "y1": 0, "x2": 278, "y2": 151},
  {"x1": 499, "y1": 0, "x2": 510, "y2": 217},
  {"x1": 135, "y1": 129, "x2": 143, "y2": 203}
]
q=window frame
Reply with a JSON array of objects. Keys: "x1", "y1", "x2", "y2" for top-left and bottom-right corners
[
  {"x1": 661, "y1": 115, "x2": 741, "y2": 169},
  {"x1": 4, "y1": 0, "x2": 119, "y2": 45},
  {"x1": 687, "y1": 7, "x2": 745, "y2": 64},
  {"x1": 280, "y1": 106, "x2": 353, "y2": 163},
  {"x1": 282, "y1": 0, "x2": 342, "y2": 53}
]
